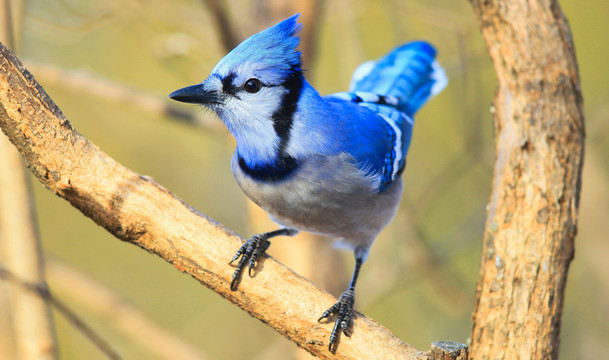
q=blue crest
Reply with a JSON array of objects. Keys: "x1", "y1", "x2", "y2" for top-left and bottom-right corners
[{"x1": 211, "y1": 14, "x2": 302, "y2": 83}]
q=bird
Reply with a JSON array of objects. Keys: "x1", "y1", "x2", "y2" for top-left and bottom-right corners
[{"x1": 169, "y1": 14, "x2": 447, "y2": 351}]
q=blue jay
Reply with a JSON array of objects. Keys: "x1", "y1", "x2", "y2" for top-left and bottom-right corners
[{"x1": 169, "y1": 14, "x2": 446, "y2": 351}]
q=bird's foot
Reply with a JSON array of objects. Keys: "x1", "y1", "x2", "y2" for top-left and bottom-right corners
[
  {"x1": 229, "y1": 228, "x2": 297, "y2": 290},
  {"x1": 229, "y1": 234, "x2": 271, "y2": 290},
  {"x1": 318, "y1": 289, "x2": 355, "y2": 352}
]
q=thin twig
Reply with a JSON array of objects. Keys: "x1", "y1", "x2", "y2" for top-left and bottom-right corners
[
  {"x1": 0, "y1": 0, "x2": 15, "y2": 50},
  {"x1": 25, "y1": 61, "x2": 220, "y2": 130},
  {"x1": 0, "y1": 267, "x2": 123, "y2": 360},
  {"x1": 200, "y1": 0, "x2": 241, "y2": 51},
  {"x1": 0, "y1": 3, "x2": 58, "y2": 359},
  {"x1": 47, "y1": 262, "x2": 209, "y2": 360}
]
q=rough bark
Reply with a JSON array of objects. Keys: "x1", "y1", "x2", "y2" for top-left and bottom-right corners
[
  {"x1": 0, "y1": 42, "x2": 432, "y2": 359},
  {"x1": 430, "y1": 341, "x2": 469, "y2": 360},
  {"x1": 468, "y1": 0, "x2": 584, "y2": 359}
]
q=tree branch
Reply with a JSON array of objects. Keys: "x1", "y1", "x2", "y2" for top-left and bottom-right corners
[
  {"x1": 46, "y1": 262, "x2": 209, "y2": 360},
  {"x1": 468, "y1": 0, "x2": 584, "y2": 359},
  {"x1": 24, "y1": 61, "x2": 218, "y2": 130},
  {"x1": 0, "y1": 42, "x2": 430, "y2": 359},
  {"x1": 0, "y1": 267, "x2": 121, "y2": 360},
  {"x1": 200, "y1": 0, "x2": 241, "y2": 51}
]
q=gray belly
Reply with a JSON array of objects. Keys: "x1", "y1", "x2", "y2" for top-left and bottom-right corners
[{"x1": 232, "y1": 153, "x2": 403, "y2": 244}]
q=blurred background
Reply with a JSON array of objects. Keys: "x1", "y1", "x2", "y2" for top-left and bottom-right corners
[{"x1": 0, "y1": 0, "x2": 607, "y2": 359}]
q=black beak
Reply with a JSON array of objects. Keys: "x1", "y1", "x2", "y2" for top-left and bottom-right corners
[{"x1": 168, "y1": 84, "x2": 222, "y2": 105}]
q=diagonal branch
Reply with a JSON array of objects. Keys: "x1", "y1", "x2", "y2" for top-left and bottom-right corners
[
  {"x1": 23, "y1": 61, "x2": 218, "y2": 130},
  {"x1": 0, "y1": 267, "x2": 121, "y2": 360},
  {"x1": 0, "y1": 42, "x2": 430, "y2": 359},
  {"x1": 47, "y1": 262, "x2": 209, "y2": 360}
]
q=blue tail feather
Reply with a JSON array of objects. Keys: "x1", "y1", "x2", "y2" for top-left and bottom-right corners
[{"x1": 351, "y1": 41, "x2": 446, "y2": 116}]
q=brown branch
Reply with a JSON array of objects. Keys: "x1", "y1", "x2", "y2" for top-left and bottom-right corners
[
  {"x1": 201, "y1": 0, "x2": 241, "y2": 51},
  {"x1": 0, "y1": 0, "x2": 15, "y2": 50},
  {"x1": 0, "y1": 42, "x2": 441, "y2": 359},
  {"x1": 468, "y1": 0, "x2": 584, "y2": 359},
  {"x1": 292, "y1": 0, "x2": 324, "y2": 71},
  {"x1": 0, "y1": 267, "x2": 122, "y2": 360},
  {"x1": 203, "y1": 1, "x2": 324, "y2": 74},
  {"x1": 247, "y1": 1, "x2": 324, "y2": 70},
  {"x1": 24, "y1": 61, "x2": 219, "y2": 130},
  {"x1": 47, "y1": 262, "x2": 209, "y2": 360},
  {"x1": 430, "y1": 341, "x2": 469, "y2": 360}
]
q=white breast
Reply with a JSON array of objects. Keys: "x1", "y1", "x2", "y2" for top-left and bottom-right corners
[{"x1": 231, "y1": 152, "x2": 403, "y2": 250}]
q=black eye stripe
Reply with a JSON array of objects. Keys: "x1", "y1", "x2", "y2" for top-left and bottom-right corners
[
  {"x1": 220, "y1": 74, "x2": 287, "y2": 100},
  {"x1": 221, "y1": 73, "x2": 237, "y2": 94}
]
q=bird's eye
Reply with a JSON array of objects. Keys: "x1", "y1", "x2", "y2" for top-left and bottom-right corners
[{"x1": 244, "y1": 78, "x2": 262, "y2": 93}]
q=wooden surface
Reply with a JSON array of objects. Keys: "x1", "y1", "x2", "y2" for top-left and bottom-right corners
[
  {"x1": 468, "y1": 0, "x2": 584, "y2": 359},
  {"x1": 430, "y1": 341, "x2": 469, "y2": 360},
  {"x1": 0, "y1": 42, "x2": 426, "y2": 360}
]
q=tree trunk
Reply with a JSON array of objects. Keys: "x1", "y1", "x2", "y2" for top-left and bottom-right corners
[
  {"x1": 468, "y1": 0, "x2": 584, "y2": 359},
  {"x1": 0, "y1": 135, "x2": 58, "y2": 360},
  {"x1": 0, "y1": 1, "x2": 57, "y2": 357}
]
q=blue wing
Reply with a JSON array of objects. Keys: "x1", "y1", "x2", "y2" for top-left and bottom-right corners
[{"x1": 326, "y1": 41, "x2": 446, "y2": 191}]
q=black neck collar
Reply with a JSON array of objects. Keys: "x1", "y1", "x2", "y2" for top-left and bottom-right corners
[{"x1": 238, "y1": 153, "x2": 299, "y2": 182}]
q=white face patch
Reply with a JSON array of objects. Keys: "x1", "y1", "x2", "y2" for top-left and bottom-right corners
[
  {"x1": 203, "y1": 76, "x2": 222, "y2": 92},
  {"x1": 216, "y1": 79, "x2": 288, "y2": 164}
]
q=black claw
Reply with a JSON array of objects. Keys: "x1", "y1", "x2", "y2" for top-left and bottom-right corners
[
  {"x1": 228, "y1": 229, "x2": 297, "y2": 291},
  {"x1": 318, "y1": 303, "x2": 339, "y2": 322},
  {"x1": 228, "y1": 246, "x2": 244, "y2": 265},
  {"x1": 230, "y1": 271, "x2": 240, "y2": 291},
  {"x1": 319, "y1": 289, "x2": 355, "y2": 352},
  {"x1": 328, "y1": 337, "x2": 336, "y2": 352},
  {"x1": 248, "y1": 258, "x2": 257, "y2": 277},
  {"x1": 229, "y1": 229, "x2": 298, "y2": 291},
  {"x1": 229, "y1": 235, "x2": 269, "y2": 290}
]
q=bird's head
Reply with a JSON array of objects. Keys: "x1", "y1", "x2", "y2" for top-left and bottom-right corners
[{"x1": 169, "y1": 14, "x2": 304, "y2": 140}]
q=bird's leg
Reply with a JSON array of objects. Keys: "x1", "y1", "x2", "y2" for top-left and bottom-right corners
[
  {"x1": 318, "y1": 254, "x2": 363, "y2": 352},
  {"x1": 229, "y1": 228, "x2": 297, "y2": 290}
]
